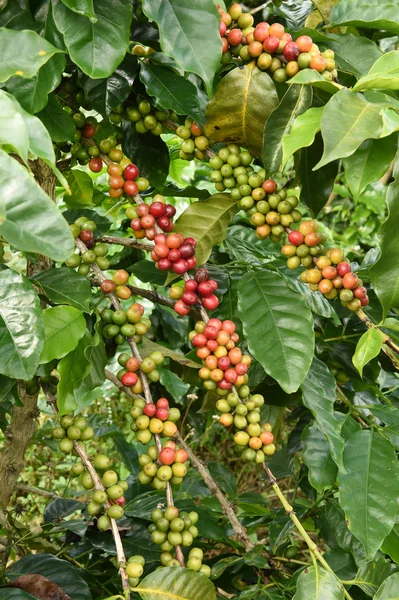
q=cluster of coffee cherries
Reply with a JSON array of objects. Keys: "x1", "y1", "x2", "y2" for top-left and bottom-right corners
[
  {"x1": 209, "y1": 145, "x2": 255, "y2": 193},
  {"x1": 101, "y1": 269, "x2": 133, "y2": 300},
  {"x1": 149, "y1": 507, "x2": 204, "y2": 566},
  {"x1": 126, "y1": 195, "x2": 176, "y2": 240},
  {"x1": 151, "y1": 233, "x2": 197, "y2": 274},
  {"x1": 125, "y1": 555, "x2": 146, "y2": 589},
  {"x1": 175, "y1": 119, "x2": 210, "y2": 161},
  {"x1": 65, "y1": 218, "x2": 111, "y2": 274},
  {"x1": 216, "y1": 392, "x2": 276, "y2": 462},
  {"x1": 100, "y1": 303, "x2": 150, "y2": 346},
  {"x1": 52, "y1": 414, "x2": 95, "y2": 452},
  {"x1": 190, "y1": 319, "x2": 251, "y2": 392},
  {"x1": 138, "y1": 441, "x2": 188, "y2": 489},
  {"x1": 170, "y1": 268, "x2": 219, "y2": 316},
  {"x1": 123, "y1": 95, "x2": 172, "y2": 136},
  {"x1": 92, "y1": 160, "x2": 148, "y2": 202},
  {"x1": 118, "y1": 349, "x2": 164, "y2": 390},
  {"x1": 130, "y1": 397, "x2": 180, "y2": 445},
  {"x1": 218, "y1": 4, "x2": 337, "y2": 83},
  {"x1": 85, "y1": 460, "x2": 128, "y2": 525}
]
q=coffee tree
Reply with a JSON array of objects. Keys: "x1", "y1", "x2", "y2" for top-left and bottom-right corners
[{"x1": 0, "y1": 0, "x2": 399, "y2": 599}]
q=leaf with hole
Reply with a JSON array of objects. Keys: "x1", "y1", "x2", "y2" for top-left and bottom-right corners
[
  {"x1": 237, "y1": 270, "x2": 314, "y2": 394},
  {"x1": 173, "y1": 194, "x2": 238, "y2": 266},
  {"x1": 142, "y1": 0, "x2": 221, "y2": 95},
  {"x1": 205, "y1": 63, "x2": 279, "y2": 158},
  {"x1": 262, "y1": 84, "x2": 312, "y2": 174}
]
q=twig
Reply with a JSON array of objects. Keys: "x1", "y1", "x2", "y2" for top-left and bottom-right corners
[
  {"x1": 98, "y1": 236, "x2": 154, "y2": 252},
  {"x1": 42, "y1": 385, "x2": 131, "y2": 597},
  {"x1": 262, "y1": 464, "x2": 353, "y2": 600},
  {"x1": 15, "y1": 484, "x2": 58, "y2": 499}
]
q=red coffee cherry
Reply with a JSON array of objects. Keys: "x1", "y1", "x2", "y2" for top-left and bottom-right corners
[
  {"x1": 283, "y1": 42, "x2": 300, "y2": 61},
  {"x1": 101, "y1": 280, "x2": 116, "y2": 293},
  {"x1": 89, "y1": 157, "x2": 103, "y2": 173},
  {"x1": 172, "y1": 259, "x2": 189, "y2": 274},
  {"x1": 149, "y1": 202, "x2": 166, "y2": 217},
  {"x1": 143, "y1": 403, "x2": 157, "y2": 417},
  {"x1": 82, "y1": 123, "x2": 96, "y2": 138},
  {"x1": 195, "y1": 268, "x2": 209, "y2": 283},
  {"x1": 124, "y1": 180, "x2": 139, "y2": 196},
  {"x1": 174, "y1": 299, "x2": 191, "y2": 315},
  {"x1": 288, "y1": 231, "x2": 304, "y2": 246},
  {"x1": 262, "y1": 179, "x2": 277, "y2": 193},
  {"x1": 263, "y1": 36, "x2": 280, "y2": 53},
  {"x1": 156, "y1": 408, "x2": 169, "y2": 421},
  {"x1": 121, "y1": 372, "x2": 138, "y2": 387},
  {"x1": 343, "y1": 273, "x2": 359, "y2": 290},
  {"x1": 157, "y1": 216, "x2": 173, "y2": 231},
  {"x1": 227, "y1": 28, "x2": 244, "y2": 46},
  {"x1": 124, "y1": 164, "x2": 139, "y2": 180},
  {"x1": 202, "y1": 294, "x2": 219, "y2": 310},
  {"x1": 198, "y1": 281, "x2": 214, "y2": 296},
  {"x1": 79, "y1": 230, "x2": 94, "y2": 242},
  {"x1": 182, "y1": 291, "x2": 198, "y2": 305},
  {"x1": 159, "y1": 447, "x2": 176, "y2": 465},
  {"x1": 296, "y1": 35, "x2": 313, "y2": 52},
  {"x1": 165, "y1": 205, "x2": 177, "y2": 218},
  {"x1": 185, "y1": 279, "x2": 198, "y2": 292},
  {"x1": 336, "y1": 262, "x2": 351, "y2": 277},
  {"x1": 354, "y1": 286, "x2": 367, "y2": 299}
]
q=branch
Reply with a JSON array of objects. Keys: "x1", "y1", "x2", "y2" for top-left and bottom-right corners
[
  {"x1": 104, "y1": 369, "x2": 254, "y2": 552},
  {"x1": 43, "y1": 386, "x2": 131, "y2": 598},
  {"x1": 98, "y1": 236, "x2": 154, "y2": 252},
  {"x1": 15, "y1": 484, "x2": 58, "y2": 499}
]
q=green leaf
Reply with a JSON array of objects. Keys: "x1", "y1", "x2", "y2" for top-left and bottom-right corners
[
  {"x1": 74, "y1": 318, "x2": 107, "y2": 405},
  {"x1": 354, "y1": 51, "x2": 399, "y2": 92},
  {"x1": 140, "y1": 63, "x2": 203, "y2": 123},
  {"x1": 352, "y1": 328, "x2": 384, "y2": 376},
  {"x1": 262, "y1": 84, "x2": 312, "y2": 174},
  {"x1": 0, "y1": 270, "x2": 44, "y2": 380},
  {"x1": 315, "y1": 89, "x2": 383, "y2": 169},
  {"x1": 322, "y1": 33, "x2": 383, "y2": 78},
  {"x1": 205, "y1": 62, "x2": 279, "y2": 157},
  {"x1": 0, "y1": 89, "x2": 30, "y2": 162},
  {"x1": 380, "y1": 107, "x2": 399, "y2": 138},
  {"x1": 0, "y1": 592, "x2": 36, "y2": 600},
  {"x1": 375, "y1": 573, "x2": 399, "y2": 600},
  {"x1": 282, "y1": 107, "x2": 323, "y2": 168},
  {"x1": 173, "y1": 194, "x2": 238, "y2": 266},
  {"x1": 7, "y1": 554, "x2": 92, "y2": 600},
  {"x1": 142, "y1": 0, "x2": 221, "y2": 95},
  {"x1": 0, "y1": 27, "x2": 63, "y2": 83},
  {"x1": 371, "y1": 150, "x2": 399, "y2": 318},
  {"x1": 0, "y1": 149, "x2": 74, "y2": 261},
  {"x1": 382, "y1": 522, "x2": 399, "y2": 564},
  {"x1": 61, "y1": 0, "x2": 96, "y2": 21},
  {"x1": 40, "y1": 306, "x2": 86, "y2": 364},
  {"x1": 323, "y1": 549, "x2": 357, "y2": 581},
  {"x1": 67, "y1": 169, "x2": 94, "y2": 205},
  {"x1": 343, "y1": 135, "x2": 397, "y2": 199},
  {"x1": 0, "y1": 0, "x2": 37, "y2": 29},
  {"x1": 44, "y1": 498, "x2": 83, "y2": 522},
  {"x1": 57, "y1": 330, "x2": 92, "y2": 415},
  {"x1": 159, "y1": 369, "x2": 189, "y2": 403},
  {"x1": 301, "y1": 357, "x2": 344, "y2": 471},
  {"x1": 287, "y1": 68, "x2": 342, "y2": 95},
  {"x1": 122, "y1": 123, "x2": 169, "y2": 189},
  {"x1": 363, "y1": 404, "x2": 399, "y2": 450},
  {"x1": 32, "y1": 268, "x2": 92, "y2": 312},
  {"x1": 208, "y1": 462, "x2": 237, "y2": 497},
  {"x1": 237, "y1": 270, "x2": 314, "y2": 394},
  {"x1": 38, "y1": 94, "x2": 76, "y2": 143},
  {"x1": 52, "y1": 0, "x2": 132, "y2": 78},
  {"x1": 302, "y1": 421, "x2": 337, "y2": 492},
  {"x1": 136, "y1": 566, "x2": 216, "y2": 600},
  {"x1": 354, "y1": 557, "x2": 397, "y2": 596},
  {"x1": 293, "y1": 566, "x2": 344, "y2": 600},
  {"x1": 330, "y1": 0, "x2": 399, "y2": 33},
  {"x1": 337, "y1": 429, "x2": 399, "y2": 560},
  {"x1": 140, "y1": 338, "x2": 201, "y2": 368}
]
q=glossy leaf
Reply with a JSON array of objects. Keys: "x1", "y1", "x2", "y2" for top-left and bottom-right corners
[
  {"x1": 141, "y1": 338, "x2": 201, "y2": 368},
  {"x1": 7, "y1": 554, "x2": 92, "y2": 600},
  {"x1": 208, "y1": 462, "x2": 237, "y2": 496},
  {"x1": 323, "y1": 33, "x2": 383, "y2": 78},
  {"x1": 343, "y1": 135, "x2": 397, "y2": 198},
  {"x1": 287, "y1": 68, "x2": 342, "y2": 95},
  {"x1": 262, "y1": 84, "x2": 312, "y2": 174},
  {"x1": 0, "y1": 270, "x2": 44, "y2": 380},
  {"x1": 281, "y1": 106, "x2": 323, "y2": 167},
  {"x1": 173, "y1": 194, "x2": 238, "y2": 266},
  {"x1": 122, "y1": 122, "x2": 169, "y2": 189},
  {"x1": 371, "y1": 150, "x2": 399, "y2": 318},
  {"x1": 0, "y1": 0, "x2": 37, "y2": 29},
  {"x1": 363, "y1": 404, "x2": 399, "y2": 450},
  {"x1": 6, "y1": 1, "x2": 66, "y2": 113},
  {"x1": 382, "y1": 522, "x2": 399, "y2": 564},
  {"x1": 302, "y1": 421, "x2": 337, "y2": 492},
  {"x1": 142, "y1": 0, "x2": 221, "y2": 95},
  {"x1": 0, "y1": 27, "x2": 63, "y2": 83},
  {"x1": 61, "y1": 0, "x2": 96, "y2": 21},
  {"x1": 297, "y1": 132, "x2": 338, "y2": 216},
  {"x1": 0, "y1": 149, "x2": 74, "y2": 261},
  {"x1": 315, "y1": 89, "x2": 383, "y2": 169},
  {"x1": 57, "y1": 330, "x2": 92, "y2": 415},
  {"x1": 74, "y1": 318, "x2": 107, "y2": 405},
  {"x1": 205, "y1": 63, "x2": 279, "y2": 157},
  {"x1": 338, "y1": 430, "x2": 399, "y2": 560},
  {"x1": 160, "y1": 369, "x2": 189, "y2": 403},
  {"x1": 40, "y1": 306, "x2": 86, "y2": 364},
  {"x1": 1, "y1": 591, "x2": 36, "y2": 600},
  {"x1": 67, "y1": 170, "x2": 94, "y2": 205},
  {"x1": 52, "y1": 0, "x2": 132, "y2": 78},
  {"x1": 354, "y1": 51, "x2": 399, "y2": 91},
  {"x1": 140, "y1": 63, "x2": 203, "y2": 123},
  {"x1": 293, "y1": 566, "x2": 344, "y2": 600},
  {"x1": 38, "y1": 94, "x2": 76, "y2": 143},
  {"x1": 352, "y1": 328, "x2": 384, "y2": 376},
  {"x1": 354, "y1": 557, "x2": 397, "y2": 596},
  {"x1": 301, "y1": 357, "x2": 344, "y2": 470},
  {"x1": 32, "y1": 268, "x2": 92, "y2": 312},
  {"x1": 0, "y1": 89, "x2": 29, "y2": 161},
  {"x1": 330, "y1": 0, "x2": 399, "y2": 33},
  {"x1": 136, "y1": 566, "x2": 216, "y2": 600},
  {"x1": 237, "y1": 271, "x2": 314, "y2": 394},
  {"x1": 106, "y1": 54, "x2": 139, "y2": 110},
  {"x1": 44, "y1": 498, "x2": 83, "y2": 522},
  {"x1": 375, "y1": 573, "x2": 399, "y2": 600}
]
